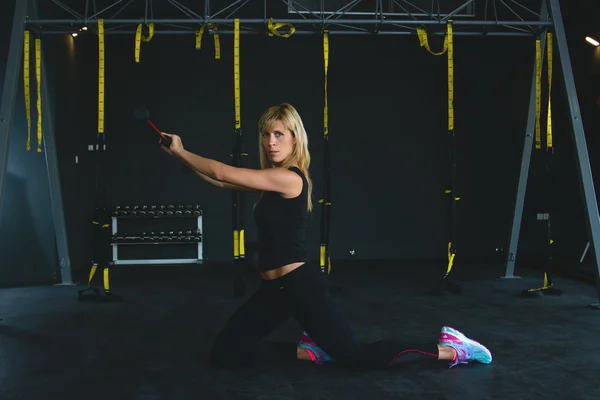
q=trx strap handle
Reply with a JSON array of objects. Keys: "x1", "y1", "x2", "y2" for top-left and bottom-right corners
[
  {"x1": 268, "y1": 18, "x2": 296, "y2": 38},
  {"x1": 319, "y1": 30, "x2": 332, "y2": 275},
  {"x1": 23, "y1": 30, "x2": 31, "y2": 151},
  {"x1": 98, "y1": 19, "x2": 105, "y2": 134},
  {"x1": 135, "y1": 22, "x2": 154, "y2": 63},
  {"x1": 231, "y1": 19, "x2": 246, "y2": 297}
]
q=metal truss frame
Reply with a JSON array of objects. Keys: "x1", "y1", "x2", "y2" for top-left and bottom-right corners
[
  {"x1": 26, "y1": 0, "x2": 552, "y2": 36},
  {"x1": 3, "y1": 0, "x2": 600, "y2": 307}
]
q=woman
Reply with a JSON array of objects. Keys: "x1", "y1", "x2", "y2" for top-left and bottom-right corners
[{"x1": 161, "y1": 103, "x2": 492, "y2": 370}]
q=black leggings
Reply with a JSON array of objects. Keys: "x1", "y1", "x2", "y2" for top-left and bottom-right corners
[{"x1": 210, "y1": 262, "x2": 440, "y2": 370}]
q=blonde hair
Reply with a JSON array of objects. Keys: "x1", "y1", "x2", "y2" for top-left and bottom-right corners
[{"x1": 257, "y1": 103, "x2": 313, "y2": 212}]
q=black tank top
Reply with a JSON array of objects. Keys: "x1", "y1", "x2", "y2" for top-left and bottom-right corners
[{"x1": 253, "y1": 167, "x2": 309, "y2": 272}]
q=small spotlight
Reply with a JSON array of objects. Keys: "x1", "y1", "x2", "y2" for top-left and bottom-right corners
[
  {"x1": 586, "y1": 36, "x2": 599, "y2": 47},
  {"x1": 81, "y1": 26, "x2": 88, "y2": 31},
  {"x1": 71, "y1": 32, "x2": 78, "y2": 37}
]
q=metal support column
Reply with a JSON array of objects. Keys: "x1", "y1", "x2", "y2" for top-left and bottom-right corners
[
  {"x1": 503, "y1": 0, "x2": 548, "y2": 279},
  {"x1": 31, "y1": 0, "x2": 74, "y2": 285},
  {"x1": 548, "y1": 0, "x2": 600, "y2": 308},
  {"x1": 0, "y1": 0, "x2": 29, "y2": 214}
]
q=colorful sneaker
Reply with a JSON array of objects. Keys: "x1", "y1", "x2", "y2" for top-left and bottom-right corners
[
  {"x1": 298, "y1": 331, "x2": 333, "y2": 364},
  {"x1": 438, "y1": 326, "x2": 492, "y2": 368}
]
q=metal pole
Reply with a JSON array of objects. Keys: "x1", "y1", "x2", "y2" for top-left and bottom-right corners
[
  {"x1": 24, "y1": 18, "x2": 554, "y2": 26},
  {"x1": 32, "y1": 0, "x2": 74, "y2": 285},
  {"x1": 36, "y1": 30, "x2": 535, "y2": 37},
  {"x1": 548, "y1": 0, "x2": 600, "y2": 308},
  {"x1": 503, "y1": 0, "x2": 548, "y2": 279},
  {"x1": 0, "y1": 0, "x2": 29, "y2": 217}
]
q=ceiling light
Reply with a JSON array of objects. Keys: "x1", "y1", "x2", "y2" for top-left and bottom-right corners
[{"x1": 585, "y1": 36, "x2": 599, "y2": 47}]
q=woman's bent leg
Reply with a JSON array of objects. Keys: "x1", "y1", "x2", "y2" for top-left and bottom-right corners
[
  {"x1": 210, "y1": 282, "x2": 290, "y2": 368},
  {"x1": 282, "y1": 263, "x2": 491, "y2": 370}
]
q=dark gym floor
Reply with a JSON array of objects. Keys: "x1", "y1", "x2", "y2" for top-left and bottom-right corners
[{"x1": 1, "y1": 260, "x2": 599, "y2": 400}]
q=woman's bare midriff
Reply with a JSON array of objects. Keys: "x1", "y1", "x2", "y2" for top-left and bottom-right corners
[{"x1": 260, "y1": 262, "x2": 305, "y2": 280}]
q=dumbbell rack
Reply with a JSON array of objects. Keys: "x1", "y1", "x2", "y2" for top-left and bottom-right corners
[{"x1": 110, "y1": 204, "x2": 203, "y2": 265}]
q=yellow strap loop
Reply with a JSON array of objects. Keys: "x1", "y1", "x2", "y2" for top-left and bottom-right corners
[
  {"x1": 135, "y1": 22, "x2": 154, "y2": 63},
  {"x1": 546, "y1": 32, "x2": 553, "y2": 149},
  {"x1": 98, "y1": 18, "x2": 105, "y2": 134},
  {"x1": 211, "y1": 24, "x2": 221, "y2": 59},
  {"x1": 323, "y1": 30, "x2": 329, "y2": 136},
  {"x1": 35, "y1": 37, "x2": 42, "y2": 152},
  {"x1": 23, "y1": 30, "x2": 31, "y2": 151},
  {"x1": 268, "y1": 18, "x2": 295, "y2": 38},
  {"x1": 417, "y1": 22, "x2": 453, "y2": 130},
  {"x1": 416, "y1": 27, "x2": 448, "y2": 56},
  {"x1": 195, "y1": 26, "x2": 205, "y2": 49}
]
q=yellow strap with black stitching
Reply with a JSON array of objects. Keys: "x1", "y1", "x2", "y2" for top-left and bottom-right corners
[
  {"x1": 103, "y1": 267, "x2": 110, "y2": 292},
  {"x1": 447, "y1": 21, "x2": 454, "y2": 131},
  {"x1": 87, "y1": 264, "x2": 97, "y2": 285},
  {"x1": 320, "y1": 30, "x2": 331, "y2": 274},
  {"x1": 546, "y1": 33, "x2": 553, "y2": 149},
  {"x1": 417, "y1": 22, "x2": 456, "y2": 275},
  {"x1": 35, "y1": 37, "x2": 42, "y2": 152},
  {"x1": 268, "y1": 18, "x2": 295, "y2": 38},
  {"x1": 195, "y1": 26, "x2": 205, "y2": 49},
  {"x1": 323, "y1": 30, "x2": 329, "y2": 137},
  {"x1": 416, "y1": 27, "x2": 448, "y2": 56},
  {"x1": 213, "y1": 25, "x2": 221, "y2": 59},
  {"x1": 535, "y1": 39, "x2": 542, "y2": 149},
  {"x1": 135, "y1": 22, "x2": 154, "y2": 63},
  {"x1": 98, "y1": 19, "x2": 105, "y2": 134},
  {"x1": 233, "y1": 18, "x2": 244, "y2": 259},
  {"x1": 234, "y1": 19, "x2": 241, "y2": 131},
  {"x1": 24, "y1": 30, "x2": 31, "y2": 151}
]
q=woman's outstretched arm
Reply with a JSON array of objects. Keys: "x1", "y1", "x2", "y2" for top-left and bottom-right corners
[{"x1": 191, "y1": 168, "x2": 257, "y2": 192}]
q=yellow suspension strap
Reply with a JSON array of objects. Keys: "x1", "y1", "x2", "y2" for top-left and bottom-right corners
[
  {"x1": 195, "y1": 24, "x2": 221, "y2": 60},
  {"x1": 319, "y1": 29, "x2": 332, "y2": 276},
  {"x1": 268, "y1": 18, "x2": 296, "y2": 38},
  {"x1": 445, "y1": 20, "x2": 458, "y2": 287},
  {"x1": 212, "y1": 24, "x2": 221, "y2": 60},
  {"x1": 522, "y1": 32, "x2": 562, "y2": 298},
  {"x1": 34, "y1": 36, "x2": 42, "y2": 152},
  {"x1": 417, "y1": 22, "x2": 460, "y2": 294},
  {"x1": 78, "y1": 19, "x2": 119, "y2": 302},
  {"x1": 134, "y1": 22, "x2": 154, "y2": 63},
  {"x1": 535, "y1": 39, "x2": 542, "y2": 149},
  {"x1": 195, "y1": 25, "x2": 205, "y2": 49},
  {"x1": 98, "y1": 19, "x2": 105, "y2": 135},
  {"x1": 231, "y1": 18, "x2": 247, "y2": 298},
  {"x1": 23, "y1": 30, "x2": 31, "y2": 151}
]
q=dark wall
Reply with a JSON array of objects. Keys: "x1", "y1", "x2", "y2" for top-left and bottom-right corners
[
  {"x1": 0, "y1": 0, "x2": 59, "y2": 285},
  {"x1": 2, "y1": 1, "x2": 599, "y2": 282}
]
